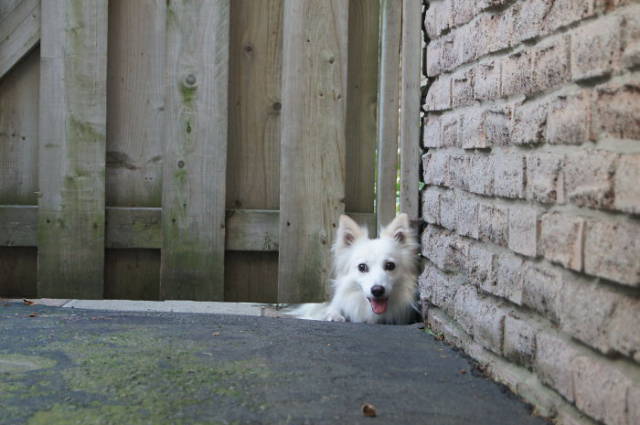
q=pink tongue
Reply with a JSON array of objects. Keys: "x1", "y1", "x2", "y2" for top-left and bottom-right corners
[{"x1": 370, "y1": 298, "x2": 388, "y2": 314}]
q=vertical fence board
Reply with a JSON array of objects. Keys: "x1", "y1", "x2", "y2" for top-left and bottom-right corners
[
  {"x1": 225, "y1": 0, "x2": 283, "y2": 302},
  {"x1": 376, "y1": 0, "x2": 402, "y2": 231},
  {"x1": 37, "y1": 0, "x2": 108, "y2": 298},
  {"x1": 278, "y1": 0, "x2": 349, "y2": 302},
  {"x1": 160, "y1": 0, "x2": 230, "y2": 300},
  {"x1": 0, "y1": 50, "x2": 39, "y2": 206},
  {"x1": 345, "y1": 0, "x2": 379, "y2": 225},
  {"x1": 105, "y1": 0, "x2": 167, "y2": 300},
  {"x1": 0, "y1": 46, "x2": 39, "y2": 297},
  {"x1": 399, "y1": 0, "x2": 422, "y2": 222}
]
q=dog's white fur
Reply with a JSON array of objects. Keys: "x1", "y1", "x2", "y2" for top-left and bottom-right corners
[{"x1": 288, "y1": 213, "x2": 419, "y2": 324}]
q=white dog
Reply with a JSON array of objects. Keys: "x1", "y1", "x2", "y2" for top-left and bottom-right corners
[{"x1": 288, "y1": 213, "x2": 419, "y2": 324}]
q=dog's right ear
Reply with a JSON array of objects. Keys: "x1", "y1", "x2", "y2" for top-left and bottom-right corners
[{"x1": 336, "y1": 215, "x2": 364, "y2": 248}]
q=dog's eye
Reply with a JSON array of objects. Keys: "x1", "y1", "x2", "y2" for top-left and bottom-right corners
[
  {"x1": 358, "y1": 263, "x2": 368, "y2": 273},
  {"x1": 384, "y1": 261, "x2": 396, "y2": 271}
]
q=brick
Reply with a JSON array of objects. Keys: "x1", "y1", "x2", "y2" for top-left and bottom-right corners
[
  {"x1": 564, "y1": 150, "x2": 617, "y2": 209},
  {"x1": 419, "y1": 263, "x2": 462, "y2": 315},
  {"x1": 558, "y1": 276, "x2": 619, "y2": 356},
  {"x1": 456, "y1": 20, "x2": 482, "y2": 65},
  {"x1": 501, "y1": 50, "x2": 534, "y2": 97},
  {"x1": 622, "y1": 6, "x2": 640, "y2": 69},
  {"x1": 526, "y1": 152, "x2": 565, "y2": 204},
  {"x1": 441, "y1": 113, "x2": 460, "y2": 147},
  {"x1": 535, "y1": 330, "x2": 581, "y2": 402},
  {"x1": 540, "y1": 212, "x2": 584, "y2": 271},
  {"x1": 426, "y1": 37, "x2": 446, "y2": 77},
  {"x1": 461, "y1": 108, "x2": 510, "y2": 149},
  {"x1": 513, "y1": 0, "x2": 550, "y2": 43},
  {"x1": 467, "y1": 243, "x2": 497, "y2": 287},
  {"x1": 546, "y1": 92, "x2": 593, "y2": 145},
  {"x1": 615, "y1": 154, "x2": 640, "y2": 215},
  {"x1": 493, "y1": 152, "x2": 525, "y2": 199},
  {"x1": 453, "y1": 285, "x2": 507, "y2": 354},
  {"x1": 594, "y1": 82, "x2": 640, "y2": 140},
  {"x1": 451, "y1": 68, "x2": 475, "y2": 108},
  {"x1": 473, "y1": 299, "x2": 507, "y2": 355},
  {"x1": 452, "y1": 284, "x2": 478, "y2": 336},
  {"x1": 456, "y1": 195, "x2": 479, "y2": 238},
  {"x1": 584, "y1": 219, "x2": 640, "y2": 286},
  {"x1": 571, "y1": 16, "x2": 622, "y2": 81},
  {"x1": 424, "y1": 76, "x2": 451, "y2": 112},
  {"x1": 474, "y1": 60, "x2": 501, "y2": 101},
  {"x1": 424, "y1": 0, "x2": 451, "y2": 40},
  {"x1": 468, "y1": 154, "x2": 494, "y2": 195},
  {"x1": 448, "y1": 154, "x2": 470, "y2": 190},
  {"x1": 422, "y1": 151, "x2": 449, "y2": 186},
  {"x1": 522, "y1": 263, "x2": 563, "y2": 323},
  {"x1": 422, "y1": 225, "x2": 469, "y2": 273},
  {"x1": 511, "y1": 100, "x2": 548, "y2": 146},
  {"x1": 608, "y1": 295, "x2": 640, "y2": 363},
  {"x1": 422, "y1": 115, "x2": 442, "y2": 148},
  {"x1": 450, "y1": 0, "x2": 476, "y2": 27},
  {"x1": 545, "y1": 0, "x2": 597, "y2": 33},
  {"x1": 573, "y1": 354, "x2": 635, "y2": 425},
  {"x1": 474, "y1": 13, "x2": 513, "y2": 57},
  {"x1": 508, "y1": 206, "x2": 541, "y2": 258},
  {"x1": 503, "y1": 313, "x2": 538, "y2": 368},
  {"x1": 422, "y1": 186, "x2": 441, "y2": 224},
  {"x1": 439, "y1": 190, "x2": 457, "y2": 230},
  {"x1": 493, "y1": 251, "x2": 524, "y2": 305},
  {"x1": 533, "y1": 35, "x2": 570, "y2": 93},
  {"x1": 478, "y1": 203, "x2": 508, "y2": 246}
]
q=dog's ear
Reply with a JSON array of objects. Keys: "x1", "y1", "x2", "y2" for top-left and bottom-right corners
[
  {"x1": 336, "y1": 215, "x2": 364, "y2": 248},
  {"x1": 382, "y1": 213, "x2": 410, "y2": 244}
]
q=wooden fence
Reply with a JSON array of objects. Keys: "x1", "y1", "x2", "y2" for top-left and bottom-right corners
[{"x1": 0, "y1": 0, "x2": 421, "y2": 303}]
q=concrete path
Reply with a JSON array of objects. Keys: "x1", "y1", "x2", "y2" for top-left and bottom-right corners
[{"x1": 0, "y1": 300, "x2": 549, "y2": 425}]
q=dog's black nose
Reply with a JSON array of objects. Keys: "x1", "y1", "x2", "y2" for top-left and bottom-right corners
[{"x1": 371, "y1": 285, "x2": 385, "y2": 298}]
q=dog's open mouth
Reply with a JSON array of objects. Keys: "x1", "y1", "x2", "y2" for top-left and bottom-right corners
[{"x1": 368, "y1": 297, "x2": 388, "y2": 314}]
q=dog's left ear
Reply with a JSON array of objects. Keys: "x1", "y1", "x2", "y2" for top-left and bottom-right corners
[{"x1": 382, "y1": 213, "x2": 410, "y2": 243}]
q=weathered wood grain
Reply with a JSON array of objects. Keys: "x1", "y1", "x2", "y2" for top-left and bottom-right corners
[
  {"x1": 0, "y1": 50, "x2": 39, "y2": 205},
  {"x1": 399, "y1": 0, "x2": 422, "y2": 222},
  {"x1": 226, "y1": 0, "x2": 283, "y2": 302},
  {"x1": 376, "y1": 0, "x2": 402, "y2": 232},
  {"x1": 160, "y1": 0, "x2": 230, "y2": 301},
  {"x1": 345, "y1": 0, "x2": 379, "y2": 221},
  {"x1": 38, "y1": 0, "x2": 108, "y2": 298},
  {"x1": 0, "y1": 0, "x2": 39, "y2": 80},
  {"x1": 278, "y1": 0, "x2": 349, "y2": 302},
  {"x1": 0, "y1": 205, "x2": 37, "y2": 246},
  {"x1": 105, "y1": 0, "x2": 167, "y2": 300},
  {"x1": 0, "y1": 206, "x2": 375, "y2": 252}
]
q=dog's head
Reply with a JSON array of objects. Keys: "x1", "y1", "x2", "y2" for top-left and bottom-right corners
[{"x1": 333, "y1": 214, "x2": 418, "y2": 315}]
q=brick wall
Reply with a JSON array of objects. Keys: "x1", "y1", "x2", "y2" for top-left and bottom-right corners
[{"x1": 420, "y1": 1, "x2": 640, "y2": 424}]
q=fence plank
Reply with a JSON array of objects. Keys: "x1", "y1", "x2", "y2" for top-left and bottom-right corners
[
  {"x1": 105, "y1": 0, "x2": 167, "y2": 300},
  {"x1": 160, "y1": 0, "x2": 230, "y2": 300},
  {"x1": 0, "y1": 0, "x2": 39, "y2": 80},
  {"x1": 399, "y1": 0, "x2": 422, "y2": 222},
  {"x1": 376, "y1": 0, "x2": 402, "y2": 231},
  {"x1": 345, "y1": 0, "x2": 379, "y2": 221},
  {"x1": 278, "y1": 0, "x2": 349, "y2": 302},
  {"x1": 226, "y1": 0, "x2": 283, "y2": 302},
  {"x1": 37, "y1": 0, "x2": 108, "y2": 298}
]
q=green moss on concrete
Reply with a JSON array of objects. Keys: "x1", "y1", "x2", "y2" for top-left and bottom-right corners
[
  {"x1": 8, "y1": 328, "x2": 273, "y2": 425},
  {"x1": 0, "y1": 354, "x2": 56, "y2": 373}
]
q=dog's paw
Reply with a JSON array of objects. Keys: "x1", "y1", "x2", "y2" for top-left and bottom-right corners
[{"x1": 325, "y1": 311, "x2": 346, "y2": 322}]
